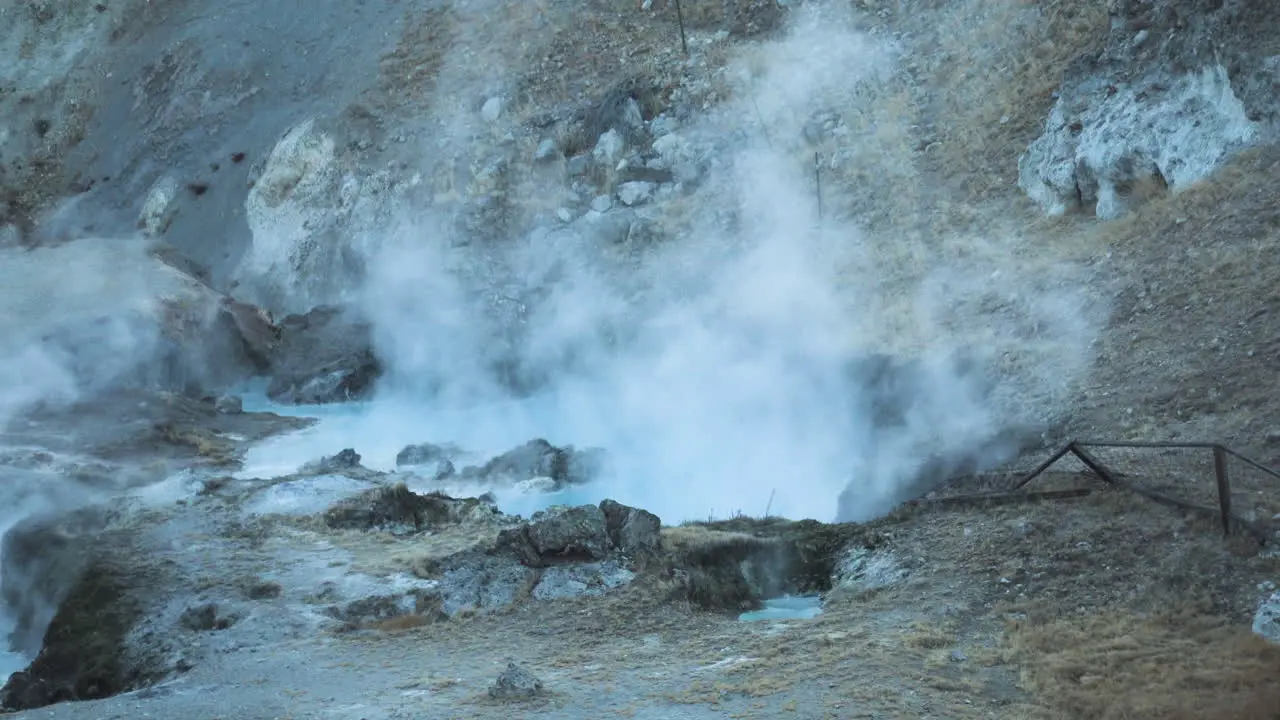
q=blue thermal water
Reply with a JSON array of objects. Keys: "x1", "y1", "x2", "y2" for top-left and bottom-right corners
[
  {"x1": 737, "y1": 595, "x2": 824, "y2": 622},
  {"x1": 235, "y1": 383, "x2": 646, "y2": 518}
]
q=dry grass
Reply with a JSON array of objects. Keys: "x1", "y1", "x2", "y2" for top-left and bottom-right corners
[
  {"x1": 363, "y1": 614, "x2": 437, "y2": 633},
  {"x1": 902, "y1": 620, "x2": 955, "y2": 650},
  {"x1": 928, "y1": 0, "x2": 1111, "y2": 201},
  {"x1": 1007, "y1": 606, "x2": 1280, "y2": 720},
  {"x1": 155, "y1": 423, "x2": 236, "y2": 464},
  {"x1": 375, "y1": 7, "x2": 454, "y2": 108},
  {"x1": 660, "y1": 525, "x2": 764, "y2": 553},
  {"x1": 1061, "y1": 144, "x2": 1280, "y2": 448}
]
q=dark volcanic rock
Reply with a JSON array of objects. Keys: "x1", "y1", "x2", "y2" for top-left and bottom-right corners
[
  {"x1": 324, "y1": 484, "x2": 495, "y2": 534},
  {"x1": 299, "y1": 447, "x2": 365, "y2": 475},
  {"x1": 459, "y1": 439, "x2": 608, "y2": 489},
  {"x1": 394, "y1": 442, "x2": 462, "y2": 467},
  {"x1": 496, "y1": 504, "x2": 611, "y2": 567},
  {"x1": 263, "y1": 305, "x2": 381, "y2": 405},
  {"x1": 0, "y1": 543, "x2": 164, "y2": 711},
  {"x1": 599, "y1": 499, "x2": 661, "y2": 557},
  {"x1": 0, "y1": 510, "x2": 103, "y2": 660},
  {"x1": 477, "y1": 439, "x2": 566, "y2": 481},
  {"x1": 662, "y1": 517, "x2": 868, "y2": 612},
  {"x1": 178, "y1": 603, "x2": 235, "y2": 632}
]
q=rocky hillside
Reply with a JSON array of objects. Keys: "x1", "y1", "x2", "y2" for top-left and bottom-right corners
[
  {"x1": 3, "y1": 0, "x2": 1278, "y2": 450},
  {"x1": 2, "y1": 0, "x2": 1280, "y2": 717}
]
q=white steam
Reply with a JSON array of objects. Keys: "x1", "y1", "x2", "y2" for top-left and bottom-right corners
[
  {"x1": 0, "y1": 237, "x2": 204, "y2": 423},
  {"x1": 0, "y1": 236, "x2": 220, "y2": 676},
  {"x1": 342, "y1": 4, "x2": 1103, "y2": 523}
]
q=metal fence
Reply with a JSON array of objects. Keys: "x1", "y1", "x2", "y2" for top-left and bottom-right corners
[{"x1": 914, "y1": 440, "x2": 1280, "y2": 544}]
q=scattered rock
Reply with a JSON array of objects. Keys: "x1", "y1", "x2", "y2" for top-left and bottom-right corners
[
  {"x1": 488, "y1": 662, "x2": 544, "y2": 701},
  {"x1": 434, "y1": 459, "x2": 458, "y2": 481},
  {"x1": 326, "y1": 593, "x2": 445, "y2": 631},
  {"x1": 1254, "y1": 590, "x2": 1280, "y2": 644},
  {"x1": 178, "y1": 603, "x2": 235, "y2": 632},
  {"x1": 324, "y1": 484, "x2": 498, "y2": 535},
  {"x1": 566, "y1": 155, "x2": 590, "y2": 176},
  {"x1": 482, "y1": 96, "x2": 504, "y2": 123},
  {"x1": 617, "y1": 181, "x2": 656, "y2": 206},
  {"x1": 515, "y1": 476, "x2": 558, "y2": 494},
  {"x1": 662, "y1": 518, "x2": 865, "y2": 611},
  {"x1": 650, "y1": 114, "x2": 678, "y2": 137},
  {"x1": 650, "y1": 132, "x2": 706, "y2": 184},
  {"x1": 593, "y1": 129, "x2": 626, "y2": 165},
  {"x1": 590, "y1": 194, "x2": 614, "y2": 213},
  {"x1": 1017, "y1": 0, "x2": 1280, "y2": 219},
  {"x1": 534, "y1": 138, "x2": 559, "y2": 161},
  {"x1": 434, "y1": 555, "x2": 535, "y2": 615}
]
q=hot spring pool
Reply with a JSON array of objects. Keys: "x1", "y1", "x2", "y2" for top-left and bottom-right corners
[
  {"x1": 738, "y1": 595, "x2": 824, "y2": 622},
  {"x1": 229, "y1": 378, "x2": 852, "y2": 524}
]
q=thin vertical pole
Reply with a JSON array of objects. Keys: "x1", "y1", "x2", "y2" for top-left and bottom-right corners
[
  {"x1": 674, "y1": 0, "x2": 689, "y2": 56},
  {"x1": 814, "y1": 152, "x2": 823, "y2": 220},
  {"x1": 1213, "y1": 446, "x2": 1232, "y2": 536}
]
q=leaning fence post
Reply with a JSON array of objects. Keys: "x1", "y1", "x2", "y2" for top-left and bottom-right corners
[
  {"x1": 1213, "y1": 445, "x2": 1231, "y2": 537},
  {"x1": 673, "y1": 0, "x2": 689, "y2": 56}
]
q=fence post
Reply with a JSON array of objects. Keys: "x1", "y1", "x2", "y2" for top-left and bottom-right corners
[{"x1": 1212, "y1": 445, "x2": 1231, "y2": 537}]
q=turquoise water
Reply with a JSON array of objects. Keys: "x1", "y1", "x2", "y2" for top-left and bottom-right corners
[
  {"x1": 738, "y1": 595, "x2": 824, "y2": 622},
  {"x1": 230, "y1": 377, "x2": 850, "y2": 524},
  {"x1": 234, "y1": 382, "x2": 630, "y2": 518}
]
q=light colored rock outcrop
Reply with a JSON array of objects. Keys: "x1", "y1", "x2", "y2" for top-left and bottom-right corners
[
  {"x1": 235, "y1": 120, "x2": 415, "y2": 316},
  {"x1": 1020, "y1": 65, "x2": 1259, "y2": 219},
  {"x1": 1018, "y1": 0, "x2": 1280, "y2": 219},
  {"x1": 1255, "y1": 589, "x2": 1280, "y2": 644}
]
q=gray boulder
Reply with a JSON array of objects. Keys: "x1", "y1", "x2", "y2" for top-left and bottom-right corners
[
  {"x1": 324, "y1": 484, "x2": 498, "y2": 535},
  {"x1": 462, "y1": 439, "x2": 607, "y2": 489},
  {"x1": 497, "y1": 504, "x2": 611, "y2": 567},
  {"x1": 394, "y1": 442, "x2": 462, "y2": 467},
  {"x1": 299, "y1": 448, "x2": 363, "y2": 475},
  {"x1": 264, "y1": 305, "x2": 380, "y2": 405},
  {"x1": 531, "y1": 561, "x2": 635, "y2": 601},
  {"x1": 616, "y1": 181, "x2": 656, "y2": 207},
  {"x1": 488, "y1": 662, "x2": 544, "y2": 701},
  {"x1": 434, "y1": 554, "x2": 535, "y2": 616},
  {"x1": 599, "y1": 499, "x2": 662, "y2": 556}
]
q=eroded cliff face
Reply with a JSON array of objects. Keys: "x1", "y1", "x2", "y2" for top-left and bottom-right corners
[{"x1": 1018, "y1": 0, "x2": 1280, "y2": 219}]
